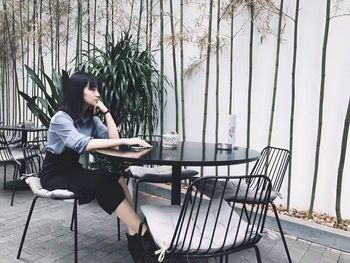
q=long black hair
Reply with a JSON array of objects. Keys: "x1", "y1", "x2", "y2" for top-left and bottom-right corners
[{"x1": 62, "y1": 71, "x2": 99, "y2": 120}]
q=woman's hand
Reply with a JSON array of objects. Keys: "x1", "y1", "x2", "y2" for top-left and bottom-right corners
[
  {"x1": 125, "y1": 138, "x2": 152, "y2": 148},
  {"x1": 94, "y1": 100, "x2": 108, "y2": 115}
]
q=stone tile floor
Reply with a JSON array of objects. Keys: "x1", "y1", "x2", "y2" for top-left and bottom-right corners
[{"x1": 1, "y1": 168, "x2": 350, "y2": 262}]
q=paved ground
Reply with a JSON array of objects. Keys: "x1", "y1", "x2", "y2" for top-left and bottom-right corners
[{"x1": 1, "y1": 167, "x2": 350, "y2": 263}]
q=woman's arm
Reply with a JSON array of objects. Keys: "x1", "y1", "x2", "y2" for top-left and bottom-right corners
[
  {"x1": 94, "y1": 100, "x2": 119, "y2": 139},
  {"x1": 85, "y1": 137, "x2": 151, "y2": 152}
]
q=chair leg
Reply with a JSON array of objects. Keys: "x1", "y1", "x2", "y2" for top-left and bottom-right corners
[
  {"x1": 117, "y1": 218, "x2": 121, "y2": 241},
  {"x1": 134, "y1": 180, "x2": 140, "y2": 213},
  {"x1": 70, "y1": 203, "x2": 75, "y2": 231},
  {"x1": 272, "y1": 202, "x2": 292, "y2": 263},
  {"x1": 73, "y1": 199, "x2": 78, "y2": 263},
  {"x1": 3, "y1": 165, "x2": 6, "y2": 190},
  {"x1": 253, "y1": 245, "x2": 262, "y2": 263},
  {"x1": 17, "y1": 197, "x2": 38, "y2": 259},
  {"x1": 11, "y1": 165, "x2": 19, "y2": 206}
]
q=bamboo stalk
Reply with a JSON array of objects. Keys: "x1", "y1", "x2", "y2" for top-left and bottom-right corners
[
  {"x1": 308, "y1": 0, "x2": 331, "y2": 218},
  {"x1": 3, "y1": 0, "x2": 22, "y2": 123},
  {"x1": 267, "y1": 0, "x2": 284, "y2": 147},
  {"x1": 56, "y1": 0, "x2": 60, "y2": 70},
  {"x1": 215, "y1": 0, "x2": 221, "y2": 176},
  {"x1": 137, "y1": 0, "x2": 143, "y2": 47},
  {"x1": 129, "y1": 0, "x2": 135, "y2": 33},
  {"x1": 169, "y1": 0, "x2": 179, "y2": 133},
  {"x1": 87, "y1": 0, "x2": 90, "y2": 59},
  {"x1": 49, "y1": 0, "x2": 54, "y2": 72},
  {"x1": 215, "y1": 0, "x2": 221, "y2": 145},
  {"x1": 12, "y1": 0, "x2": 19, "y2": 123},
  {"x1": 106, "y1": 0, "x2": 109, "y2": 47},
  {"x1": 227, "y1": 2, "x2": 235, "y2": 176},
  {"x1": 38, "y1": 0, "x2": 44, "y2": 105},
  {"x1": 79, "y1": 0, "x2": 82, "y2": 63},
  {"x1": 32, "y1": 0, "x2": 37, "y2": 122},
  {"x1": 93, "y1": 0, "x2": 97, "y2": 58},
  {"x1": 201, "y1": 0, "x2": 214, "y2": 144},
  {"x1": 75, "y1": 0, "x2": 81, "y2": 69},
  {"x1": 246, "y1": 2, "x2": 254, "y2": 175},
  {"x1": 145, "y1": 0, "x2": 149, "y2": 50},
  {"x1": 148, "y1": 0, "x2": 153, "y2": 50},
  {"x1": 1, "y1": 55, "x2": 4, "y2": 122},
  {"x1": 111, "y1": 0, "x2": 114, "y2": 38},
  {"x1": 160, "y1": 0, "x2": 164, "y2": 135},
  {"x1": 180, "y1": 0, "x2": 185, "y2": 140},
  {"x1": 38, "y1": 0, "x2": 43, "y2": 72},
  {"x1": 287, "y1": 0, "x2": 300, "y2": 211},
  {"x1": 335, "y1": 98, "x2": 350, "y2": 223},
  {"x1": 20, "y1": 0, "x2": 26, "y2": 118},
  {"x1": 229, "y1": 3, "x2": 234, "y2": 115},
  {"x1": 26, "y1": 0, "x2": 30, "y2": 119},
  {"x1": 65, "y1": 0, "x2": 71, "y2": 71}
]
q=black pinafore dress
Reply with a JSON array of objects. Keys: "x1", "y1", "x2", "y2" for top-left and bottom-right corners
[{"x1": 40, "y1": 148, "x2": 125, "y2": 215}]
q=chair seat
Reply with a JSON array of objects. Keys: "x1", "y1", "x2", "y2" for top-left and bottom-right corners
[
  {"x1": 192, "y1": 177, "x2": 280, "y2": 203},
  {"x1": 128, "y1": 166, "x2": 198, "y2": 183},
  {"x1": 141, "y1": 201, "x2": 250, "y2": 253},
  {"x1": 10, "y1": 148, "x2": 26, "y2": 160},
  {"x1": 25, "y1": 176, "x2": 75, "y2": 199}
]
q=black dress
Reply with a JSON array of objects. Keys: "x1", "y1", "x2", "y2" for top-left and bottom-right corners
[{"x1": 40, "y1": 149, "x2": 125, "y2": 215}]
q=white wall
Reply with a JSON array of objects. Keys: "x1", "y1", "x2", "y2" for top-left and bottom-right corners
[
  {"x1": 160, "y1": 0, "x2": 350, "y2": 217},
  {"x1": 3, "y1": 0, "x2": 349, "y2": 218}
]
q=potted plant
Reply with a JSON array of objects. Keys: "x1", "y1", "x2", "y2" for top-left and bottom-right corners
[{"x1": 80, "y1": 32, "x2": 165, "y2": 138}]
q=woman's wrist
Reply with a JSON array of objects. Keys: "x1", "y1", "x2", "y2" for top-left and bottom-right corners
[{"x1": 102, "y1": 109, "x2": 110, "y2": 115}]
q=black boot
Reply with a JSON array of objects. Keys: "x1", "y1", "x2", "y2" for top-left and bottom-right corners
[
  {"x1": 139, "y1": 223, "x2": 158, "y2": 256},
  {"x1": 126, "y1": 232, "x2": 144, "y2": 263}
]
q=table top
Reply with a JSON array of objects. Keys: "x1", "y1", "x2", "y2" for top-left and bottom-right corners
[
  {"x1": 96, "y1": 141, "x2": 260, "y2": 166},
  {"x1": 0, "y1": 125, "x2": 47, "y2": 132}
]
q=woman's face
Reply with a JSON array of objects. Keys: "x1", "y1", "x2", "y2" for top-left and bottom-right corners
[{"x1": 83, "y1": 84, "x2": 100, "y2": 107}]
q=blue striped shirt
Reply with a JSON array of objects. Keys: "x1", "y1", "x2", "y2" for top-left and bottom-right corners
[{"x1": 46, "y1": 111, "x2": 108, "y2": 154}]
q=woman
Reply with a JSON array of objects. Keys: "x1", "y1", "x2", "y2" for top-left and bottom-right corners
[{"x1": 40, "y1": 71, "x2": 155, "y2": 262}]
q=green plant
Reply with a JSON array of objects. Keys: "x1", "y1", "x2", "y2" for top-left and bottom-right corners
[
  {"x1": 80, "y1": 32, "x2": 166, "y2": 138},
  {"x1": 19, "y1": 65, "x2": 69, "y2": 128}
]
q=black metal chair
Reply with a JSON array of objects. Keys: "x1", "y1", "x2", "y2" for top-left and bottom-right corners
[
  {"x1": 0, "y1": 131, "x2": 25, "y2": 206},
  {"x1": 127, "y1": 135, "x2": 198, "y2": 212},
  {"x1": 141, "y1": 175, "x2": 272, "y2": 262},
  {"x1": 247, "y1": 146, "x2": 291, "y2": 262},
  {"x1": 17, "y1": 140, "x2": 80, "y2": 263}
]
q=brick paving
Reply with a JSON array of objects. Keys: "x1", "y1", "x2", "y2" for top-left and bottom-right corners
[{"x1": 1, "y1": 166, "x2": 350, "y2": 262}]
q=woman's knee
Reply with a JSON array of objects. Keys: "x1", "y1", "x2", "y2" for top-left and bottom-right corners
[{"x1": 118, "y1": 176, "x2": 127, "y2": 184}]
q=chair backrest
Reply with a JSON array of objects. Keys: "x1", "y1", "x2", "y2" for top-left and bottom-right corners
[
  {"x1": 22, "y1": 140, "x2": 47, "y2": 176},
  {"x1": 168, "y1": 175, "x2": 271, "y2": 257},
  {"x1": 249, "y1": 146, "x2": 290, "y2": 192},
  {"x1": 0, "y1": 131, "x2": 15, "y2": 162}
]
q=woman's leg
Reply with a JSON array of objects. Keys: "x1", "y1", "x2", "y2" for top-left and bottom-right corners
[
  {"x1": 118, "y1": 176, "x2": 133, "y2": 207},
  {"x1": 115, "y1": 199, "x2": 147, "y2": 235}
]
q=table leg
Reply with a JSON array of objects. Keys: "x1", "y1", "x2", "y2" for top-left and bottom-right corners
[
  {"x1": 21, "y1": 131, "x2": 28, "y2": 146},
  {"x1": 20, "y1": 131, "x2": 28, "y2": 175},
  {"x1": 171, "y1": 165, "x2": 182, "y2": 205}
]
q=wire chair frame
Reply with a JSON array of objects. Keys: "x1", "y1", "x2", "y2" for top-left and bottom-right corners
[
  {"x1": 22, "y1": 140, "x2": 47, "y2": 177},
  {"x1": 0, "y1": 132, "x2": 20, "y2": 164},
  {"x1": 0, "y1": 131, "x2": 22, "y2": 205},
  {"x1": 164, "y1": 175, "x2": 271, "y2": 261},
  {"x1": 246, "y1": 146, "x2": 292, "y2": 262},
  {"x1": 18, "y1": 139, "x2": 81, "y2": 263},
  {"x1": 248, "y1": 146, "x2": 290, "y2": 192},
  {"x1": 130, "y1": 135, "x2": 198, "y2": 212}
]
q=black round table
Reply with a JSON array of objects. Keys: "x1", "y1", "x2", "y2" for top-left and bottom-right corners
[
  {"x1": 0, "y1": 125, "x2": 47, "y2": 146},
  {"x1": 96, "y1": 141, "x2": 260, "y2": 205}
]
